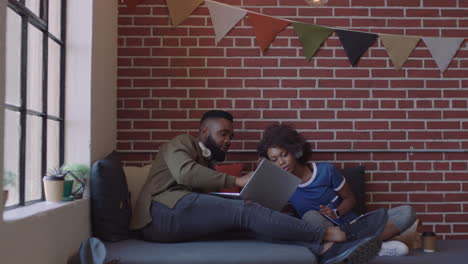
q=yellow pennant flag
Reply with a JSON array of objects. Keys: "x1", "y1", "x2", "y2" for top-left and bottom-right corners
[
  {"x1": 379, "y1": 34, "x2": 421, "y2": 70},
  {"x1": 167, "y1": 0, "x2": 204, "y2": 26}
]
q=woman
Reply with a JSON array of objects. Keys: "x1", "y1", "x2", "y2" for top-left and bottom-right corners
[{"x1": 257, "y1": 123, "x2": 416, "y2": 257}]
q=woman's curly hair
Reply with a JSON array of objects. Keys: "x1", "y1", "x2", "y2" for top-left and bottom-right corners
[{"x1": 257, "y1": 123, "x2": 311, "y2": 165}]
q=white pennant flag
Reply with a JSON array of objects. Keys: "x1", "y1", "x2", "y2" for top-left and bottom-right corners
[
  {"x1": 206, "y1": 0, "x2": 247, "y2": 43},
  {"x1": 423, "y1": 37, "x2": 464, "y2": 72}
]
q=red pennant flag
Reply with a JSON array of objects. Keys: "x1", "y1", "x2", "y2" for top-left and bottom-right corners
[
  {"x1": 125, "y1": 0, "x2": 145, "y2": 9},
  {"x1": 248, "y1": 12, "x2": 290, "y2": 52}
]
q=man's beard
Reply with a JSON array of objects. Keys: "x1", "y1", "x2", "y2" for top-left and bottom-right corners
[{"x1": 204, "y1": 135, "x2": 227, "y2": 162}]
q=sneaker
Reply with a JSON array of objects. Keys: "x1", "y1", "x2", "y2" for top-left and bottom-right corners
[
  {"x1": 320, "y1": 236, "x2": 381, "y2": 264},
  {"x1": 378, "y1": 240, "x2": 409, "y2": 256},
  {"x1": 340, "y1": 208, "x2": 388, "y2": 241}
]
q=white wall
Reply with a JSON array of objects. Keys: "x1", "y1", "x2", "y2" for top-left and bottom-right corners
[
  {"x1": 0, "y1": 0, "x2": 6, "y2": 218},
  {"x1": 0, "y1": 0, "x2": 117, "y2": 263}
]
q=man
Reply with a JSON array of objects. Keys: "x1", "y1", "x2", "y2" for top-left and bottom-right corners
[{"x1": 131, "y1": 110, "x2": 387, "y2": 264}]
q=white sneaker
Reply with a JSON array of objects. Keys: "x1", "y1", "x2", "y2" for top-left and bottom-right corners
[{"x1": 378, "y1": 240, "x2": 409, "y2": 256}]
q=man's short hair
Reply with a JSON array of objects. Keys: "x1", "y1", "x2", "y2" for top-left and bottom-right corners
[{"x1": 200, "y1": 110, "x2": 234, "y2": 123}]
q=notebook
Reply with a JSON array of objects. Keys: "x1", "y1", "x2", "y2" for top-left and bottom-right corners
[{"x1": 210, "y1": 159, "x2": 301, "y2": 211}]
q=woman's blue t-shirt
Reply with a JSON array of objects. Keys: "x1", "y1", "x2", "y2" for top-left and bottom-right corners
[{"x1": 289, "y1": 162, "x2": 358, "y2": 224}]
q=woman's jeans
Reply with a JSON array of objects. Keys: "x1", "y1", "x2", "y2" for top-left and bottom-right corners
[{"x1": 142, "y1": 193, "x2": 325, "y2": 255}]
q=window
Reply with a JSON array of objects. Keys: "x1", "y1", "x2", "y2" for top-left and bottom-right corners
[{"x1": 3, "y1": 0, "x2": 66, "y2": 208}]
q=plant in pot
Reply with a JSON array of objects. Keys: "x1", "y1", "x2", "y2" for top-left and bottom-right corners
[
  {"x1": 44, "y1": 166, "x2": 86, "y2": 202},
  {"x1": 62, "y1": 163, "x2": 89, "y2": 199},
  {"x1": 3, "y1": 170, "x2": 17, "y2": 206}
]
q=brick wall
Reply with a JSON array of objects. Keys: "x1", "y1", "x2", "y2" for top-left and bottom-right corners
[{"x1": 117, "y1": 0, "x2": 468, "y2": 238}]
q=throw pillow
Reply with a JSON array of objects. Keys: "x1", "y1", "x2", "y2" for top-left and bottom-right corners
[
  {"x1": 340, "y1": 166, "x2": 367, "y2": 215},
  {"x1": 90, "y1": 151, "x2": 131, "y2": 242},
  {"x1": 215, "y1": 163, "x2": 243, "y2": 193},
  {"x1": 123, "y1": 164, "x2": 152, "y2": 216}
]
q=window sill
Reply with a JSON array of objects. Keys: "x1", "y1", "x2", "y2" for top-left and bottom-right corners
[{"x1": 3, "y1": 198, "x2": 89, "y2": 222}]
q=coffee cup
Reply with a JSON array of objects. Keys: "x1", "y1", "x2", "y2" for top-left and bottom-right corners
[{"x1": 422, "y1": 231, "x2": 436, "y2": 253}]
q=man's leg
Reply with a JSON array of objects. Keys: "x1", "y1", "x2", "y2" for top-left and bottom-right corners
[{"x1": 142, "y1": 193, "x2": 325, "y2": 254}]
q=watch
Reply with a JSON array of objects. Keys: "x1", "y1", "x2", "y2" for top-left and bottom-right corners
[{"x1": 333, "y1": 208, "x2": 341, "y2": 219}]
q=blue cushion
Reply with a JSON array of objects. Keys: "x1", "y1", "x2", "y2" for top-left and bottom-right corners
[{"x1": 105, "y1": 239, "x2": 317, "y2": 264}]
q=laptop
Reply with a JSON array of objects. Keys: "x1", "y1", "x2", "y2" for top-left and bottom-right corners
[{"x1": 210, "y1": 159, "x2": 301, "y2": 211}]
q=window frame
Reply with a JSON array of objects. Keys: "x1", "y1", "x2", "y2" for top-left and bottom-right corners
[{"x1": 4, "y1": 0, "x2": 66, "y2": 208}]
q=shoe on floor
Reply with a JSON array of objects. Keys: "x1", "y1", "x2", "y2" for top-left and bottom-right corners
[
  {"x1": 320, "y1": 236, "x2": 381, "y2": 264},
  {"x1": 378, "y1": 240, "x2": 409, "y2": 256},
  {"x1": 340, "y1": 208, "x2": 388, "y2": 241}
]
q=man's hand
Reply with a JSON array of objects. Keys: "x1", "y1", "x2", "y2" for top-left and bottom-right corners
[
  {"x1": 320, "y1": 205, "x2": 337, "y2": 219},
  {"x1": 235, "y1": 171, "x2": 253, "y2": 187}
]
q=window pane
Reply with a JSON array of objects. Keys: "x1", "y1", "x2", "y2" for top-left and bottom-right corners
[
  {"x1": 27, "y1": 23, "x2": 43, "y2": 112},
  {"x1": 48, "y1": 0, "x2": 61, "y2": 39},
  {"x1": 48, "y1": 39, "x2": 60, "y2": 117},
  {"x1": 47, "y1": 120, "x2": 60, "y2": 172},
  {"x1": 25, "y1": 115, "x2": 42, "y2": 202},
  {"x1": 5, "y1": 8, "x2": 21, "y2": 107},
  {"x1": 3, "y1": 110, "x2": 20, "y2": 207},
  {"x1": 25, "y1": 0, "x2": 40, "y2": 17}
]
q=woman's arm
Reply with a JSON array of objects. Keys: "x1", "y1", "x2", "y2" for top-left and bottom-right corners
[{"x1": 320, "y1": 182, "x2": 356, "y2": 219}]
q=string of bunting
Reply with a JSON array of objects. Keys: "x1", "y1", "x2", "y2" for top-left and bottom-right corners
[{"x1": 128, "y1": 0, "x2": 466, "y2": 72}]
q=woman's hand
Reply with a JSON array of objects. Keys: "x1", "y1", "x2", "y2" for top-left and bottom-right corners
[
  {"x1": 320, "y1": 205, "x2": 337, "y2": 219},
  {"x1": 235, "y1": 171, "x2": 253, "y2": 188}
]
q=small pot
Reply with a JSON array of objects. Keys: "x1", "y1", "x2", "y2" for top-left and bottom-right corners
[
  {"x1": 3, "y1": 190, "x2": 8, "y2": 206},
  {"x1": 43, "y1": 176, "x2": 64, "y2": 202}
]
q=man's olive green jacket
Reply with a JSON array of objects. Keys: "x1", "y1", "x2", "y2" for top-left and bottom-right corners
[{"x1": 130, "y1": 134, "x2": 237, "y2": 230}]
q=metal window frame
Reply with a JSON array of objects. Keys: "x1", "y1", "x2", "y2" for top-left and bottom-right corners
[{"x1": 5, "y1": 0, "x2": 66, "y2": 208}]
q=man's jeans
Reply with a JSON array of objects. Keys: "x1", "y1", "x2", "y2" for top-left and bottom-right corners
[{"x1": 142, "y1": 193, "x2": 325, "y2": 255}]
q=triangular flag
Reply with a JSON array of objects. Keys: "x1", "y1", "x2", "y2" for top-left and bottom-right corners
[
  {"x1": 423, "y1": 37, "x2": 464, "y2": 72},
  {"x1": 247, "y1": 12, "x2": 290, "y2": 51},
  {"x1": 292, "y1": 23, "x2": 334, "y2": 61},
  {"x1": 336, "y1": 30, "x2": 378, "y2": 66},
  {"x1": 166, "y1": 0, "x2": 204, "y2": 26},
  {"x1": 206, "y1": 0, "x2": 247, "y2": 42},
  {"x1": 379, "y1": 34, "x2": 421, "y2": 70}
]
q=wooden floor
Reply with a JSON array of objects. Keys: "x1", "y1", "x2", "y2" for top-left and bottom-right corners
[{"x1": 371, "y1": 240, "x2": 468, "y2": 264}]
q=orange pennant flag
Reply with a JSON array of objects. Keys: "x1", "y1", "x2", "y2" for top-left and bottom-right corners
[{"x1": 248, "y1": 12, "x2": 290, "y2": 52}]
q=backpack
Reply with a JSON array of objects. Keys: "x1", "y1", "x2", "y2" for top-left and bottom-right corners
[{"x1": 90, "y1": 152, "x2": 131, "y2": 241}]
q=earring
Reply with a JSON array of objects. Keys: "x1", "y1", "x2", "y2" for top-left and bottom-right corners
[{"x1": 295, "y1": 151, "x2": 303, "y2": 159}]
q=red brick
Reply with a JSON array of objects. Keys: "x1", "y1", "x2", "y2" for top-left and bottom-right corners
[
  {"x1": 171, "y1": 79, "x2": 205, "y2": 88},
  {"x1": 373, "y1": 153, "x2": 407, "y2": 161},
  {"x1": 244, "y1": 58, "x2": 278, "y2": 67},
  {"x1": 263, "y1": 110, "x2": 297, "y2": 119},
  {"x1": 300, "y1": 69, "x2": 335, "y2": 78},
  {"x1": 353, "y1": 141, "x2": 388, "y2": 150},
  {"x1": 118, "y1": 68, "x2": 151, "y2": 77},
  {"x1": 226, "y1": 48, "x2": 260, "y2": 57},
  {"x1": 337, "y1": 111, "x2": 371, "y2": 119},
  {"x1": 171, "y1": 58, "x2": 204, "y2": 67},
  {"x1": 373, "y1": 193, "x2": 407, "y2": 202},
  {"x1": 373, "y1": 111, "x2": 406, "y2": 119},
  {"x1": 301, "y1": 110, "x2": 335, "y2": 119},
  {"x1": 370, "y1": 8, "x2": 403, "y2": 17},
  {"x1": 117, "y1": 131, "x2": 150, "y2": 140},
  {"x1": 189, "y1": 89, "x2": 224, "y2": 98},
  {"x1": 117, "y1": 89, "x2": 151, "y2": 98},
  {"x1": 366, "y1": 183, "x2": 390, "y2": 192},
  {"x1": 152, "y1": 48, "x2": 187, "y2": 57},
  {"x1": 445, "y1": 172, "x2": 468, "y2": 181},
  {"x1": 408, "y1": 111, "x2": 442, "y2": 119},
  {"x1": 336, "y1": 90, "x2": 370, "y2": 98},
  {"x1": 451, "y1": 162, "x2": 468, "y2": 171},
  {"x1": 336, "y1": 131, "x2": 370, "y2": 140},
  {"x1": 427, "y1": 80, "x2": 459, "y2": 88},
  {"x1": 319, "y1": 121, "x2": 353, "y2": 129},
  {"x1": 300, "y1": 90, "x2": 334, "y2": 98},
  {"x1": 227, "y1": 69, "x2": 261, "y2": 77},
  {"x1": 263, "y1": 90, "x2": 297, "y2": 98},
  {"x1": 207, "y1": 58, "x2": 241, "y2": 67},
  {"x1": 444, "y1": 111, "x2": 468, "y2": 119},
  {"x1": 117, "y1": 109, "x2": 150, "y2": 119},
  {"x1": 226, "y1": 90, "x2": 260, "y2": 98},
  {"x1": 134, "y1": 58, "x2": 169, "y2": 67},
  {"x1": 316, "y1": 59, "x2": 350, "y2": 68},
  {"x1": 423, "y1": 0, "x2": 457, "y2": 7},
  {"x1": 392, "y1": 183, "x2": 425, "y2": 192},
  {"x1": 372, "y1": 90, "x2": 406, "y2": 98},
  {"x1": 245, "y1": 80, "x2": 279, "y2": 88},
  {"x1": 355, "y1": 80, "x2": 389, "y2": 88},
  {"x1": 355, "y1": 121, "x2": 389, "y2": 130},
  {"x1": 208, "y1": 79, "x2": 243, "y2": 88},
  {"x1": 318, "y1": 79, "x2": 352, "y2": 88},
  {"x1": 190, "y1": 68, "x2": 224, "y2": 78},
  {"x1": 316, "y1": 141, "x2": 352, "y2": 150},
  {"x1": 410, "y1": 193, "x2": 444, "y2": 202},
  {"x1": 406, "y1": 8, "x2": 440, "y2": 17},
  {"x1": 151, "y1": 110, "x2": 187, "y2": 119},
  {"x1": 151, "y1": 68, "x2": 187, "y2": 77},
  {"x1": 189, "y1": 48, "x2": 224, "y2": 57},
  {"x1": 152, "y1": 89, "x2": 187, "y2": 98},
  {"x1": 428, "y1": 183, "x2": 461, "y2": 192},
  {"x1": 171, "y1": 121, "x2": 199, "y2": 130}
]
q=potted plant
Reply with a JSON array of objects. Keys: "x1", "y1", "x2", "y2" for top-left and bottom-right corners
[
  {"x1": 62, "y1": 163, "x2": 89, "y2": 199},
  {"x1": 3, "y1": 170, "x2": 17, "y2": 206},
  {"x1": 43, "y1": 166, "x2": 67, "y2": 202}
]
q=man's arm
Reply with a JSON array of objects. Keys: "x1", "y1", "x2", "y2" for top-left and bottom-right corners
[{"x1": 163, "y1": 136, "x2": 236, "y2": 192}]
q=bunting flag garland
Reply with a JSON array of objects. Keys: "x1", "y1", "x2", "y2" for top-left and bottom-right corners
[
  {"x1": 292, "y1": 23, "x2": 334, "y2": 61},
  {"x1": 247, "y1": 13, "x2": 290, "y2": 52},
  {"x1": 133, "y1": 0, "x2": 468, "y2": 71},
  {"x1": 166, "y1": 0, "x2": 204, "y2": 26},
  {"x1": 379, "y1": 34, "x2": 421, "y2": 70},
  {"x1": 336, "y1": 30, "x2": 378, "y2": 66},
  {"x1": 423, "y1": 37, "x2": 464, "y2": 72},
  {"x1": 206, "y1": 0, "x2": 247, "y2": 43}
]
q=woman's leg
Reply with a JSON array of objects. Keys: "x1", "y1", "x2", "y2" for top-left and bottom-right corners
[
  {"x1": 142, "y1": 193, "x2": 326, "y2": 254},
  {"x1": 302, "y1": 210, "x2": 334, "y2": 230},
  {"x1": 380, "y1": 205, "x2": 416, "y2": 240}
]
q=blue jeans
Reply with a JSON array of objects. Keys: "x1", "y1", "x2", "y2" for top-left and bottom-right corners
[{"x1": 142, "y1": 193, "x2": 325, "y2": 255}]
